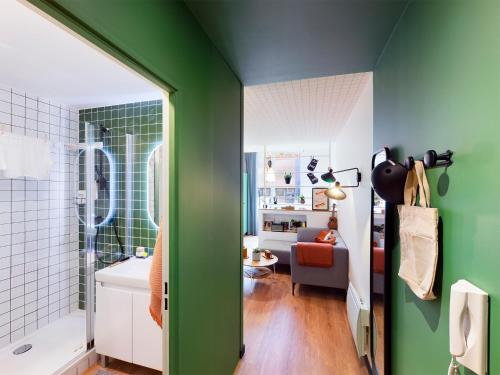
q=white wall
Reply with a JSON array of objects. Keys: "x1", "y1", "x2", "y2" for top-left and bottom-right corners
[
  {"x1": 332, "y1": 74, "x2": 373, "y2": 305},
  {"x1": 0, "y1": 83, "x2": 80, "y2": 348}
]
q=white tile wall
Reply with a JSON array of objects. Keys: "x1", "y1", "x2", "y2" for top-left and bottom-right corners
[{"x1": 0, "y1": 84, "x2": 80, "y2": 349}]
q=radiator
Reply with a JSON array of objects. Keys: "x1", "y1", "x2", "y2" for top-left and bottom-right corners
[{"x1": 346, "y1": 283, "x2": 370, "y2": 357}]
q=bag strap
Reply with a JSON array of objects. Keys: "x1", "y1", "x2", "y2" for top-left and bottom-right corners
[
  {"x1": 414, "y1": 160, "x2": 431, "y2": 208},
  {"x1": 403, "y1": 166, "x2": 418, "y2": 206}
]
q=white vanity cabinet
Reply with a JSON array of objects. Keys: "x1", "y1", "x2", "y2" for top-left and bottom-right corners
[{"x1": 95, "y1": 258, "x2": 162, "y2": 371}]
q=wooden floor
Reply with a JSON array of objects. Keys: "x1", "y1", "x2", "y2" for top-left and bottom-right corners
[
  {"x1": 235, "y1": 266, "x2": 366, "y2": 375},
  {"x1": 373, "y1": 298, "x2": 385, "y2": 373},
  {"x1": 83, "y1": 359, "x2": 161, "y2": 375}
]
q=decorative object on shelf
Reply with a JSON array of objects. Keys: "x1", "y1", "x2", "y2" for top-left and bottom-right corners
[
  {"x1": 321, "y1": 168, "x2": 336, "y2": 183},
  {"x1": 325, "y1": 181, "x2": 347, "y2": 200},
  {"x1": 281, "y1": 205, "x2": 295, "y2": 210},
  {"x1": 265, "y1": 159, "x2": 275, "y2": 182},
  {"x1": 284, "y1": 172, "x2": 292, "y2": 184},
  {"x1": 307, "y1": 157, "x2": 318, "y2": 171},
  {"x1": 242, "y1": 246, "x2": 248, "y2": 259},
  {"x1": 264, "y1": 250, "x2": 273, "y2": 259},
  {"x1": 290, "y1": 220, "x2": 306, "y2": 231},
  {"x1": 252, "y1": 248, "x2": 261, "y2": 261},
  {"x1": 312, "y1": 188, "x2": 330, "y2": 211},
  {"x1": 307, "y1": 172, "x2": 318, "y2": 184},
  {"x1": 271, "y1": 222, "x2": 285, "y2": 231},
  {"x1": 263, "y1": 220, "x2": 273, "y2": 231},
  {"x1": 273, "y1": 196, "x2": 278, "y2": 205},
  {"x1": 299, "y1": 194, "x2": 306, "y2": 204}
]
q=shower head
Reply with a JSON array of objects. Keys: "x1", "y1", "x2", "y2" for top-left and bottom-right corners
[{"x1": 99, "y1": 124, "x2": 110, "y2": 135}]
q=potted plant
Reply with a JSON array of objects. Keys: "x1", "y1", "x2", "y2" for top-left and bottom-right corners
[
  {"x1": 299, "y1": 194, "x2": 305, "y2": 204},
  {"x1": 252, "y1": 248, "x2": 261, "y2": 261},
  {"x1": 284, "y1": 172, "x2": 292, "y2": 184}
]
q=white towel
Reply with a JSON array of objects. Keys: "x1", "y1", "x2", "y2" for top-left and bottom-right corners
[{"x1": 0, "y1": 132, "x2": 52, "y2": 179}]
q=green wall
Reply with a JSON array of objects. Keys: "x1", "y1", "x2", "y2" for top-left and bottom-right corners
[
  {"x1": 374, "y1": 1, "x2": 500, "y2": 373},
  {"x1": 29, "y1": 1, "x2": 242, "y2": 374}
]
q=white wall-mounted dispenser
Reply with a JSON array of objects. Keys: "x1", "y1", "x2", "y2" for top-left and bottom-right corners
[{"x1": 449, "y1": 279, "x2": 488, "y2": 375}]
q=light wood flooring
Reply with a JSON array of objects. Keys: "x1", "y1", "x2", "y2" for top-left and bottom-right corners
[
  {"x1": 83, "y1": 359, "x2": 161, "y2": 375},
  {"x1": 235, "y1": 266, "x2": 366, "y2": 375}
]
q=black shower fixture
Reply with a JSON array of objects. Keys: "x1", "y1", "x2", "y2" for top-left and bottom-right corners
[
  {"x1": 99, "y1": 124, "x2": 110, "y2": 136},
  {"x1": 307, "y1": 157, "x2": 318, "y2": 171}
]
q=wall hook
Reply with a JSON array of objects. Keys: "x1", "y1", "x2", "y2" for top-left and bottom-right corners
[
  {"x1": 404, "y1": 150, "x2": 453, "y2": 170},
  {"x1": 424, "y1": 149, "x2": 453, "y2": 169}
]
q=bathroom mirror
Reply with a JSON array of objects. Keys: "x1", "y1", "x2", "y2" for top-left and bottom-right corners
[
  {"x1": 369, "y1": 147, "x2": 392, "y2": 374},
  {"x1": 147, "y1": 144, "x2": 163, "y2": 227}
]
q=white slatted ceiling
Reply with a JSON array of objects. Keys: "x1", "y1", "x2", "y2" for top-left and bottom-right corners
[{"x1": 244, "y1": 72, "x2": 370, "y2": 146}]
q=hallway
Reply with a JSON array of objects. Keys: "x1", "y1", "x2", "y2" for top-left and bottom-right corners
[{"x1": 236, "y1": 270, "x2": 365, "y2": 375}]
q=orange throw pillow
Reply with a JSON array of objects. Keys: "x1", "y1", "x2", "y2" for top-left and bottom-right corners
[{"x1": 315, "y1": 230, "x2": 336, "y2": 244}]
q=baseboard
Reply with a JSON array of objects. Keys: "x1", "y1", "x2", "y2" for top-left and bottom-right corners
[{"x1": 56, "y1": 348, "x2": 98, "y2": 375}]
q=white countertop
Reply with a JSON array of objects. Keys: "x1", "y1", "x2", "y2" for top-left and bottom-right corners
[{"x1": 95, "y1": 257, "x2": 152, "y2": 289}]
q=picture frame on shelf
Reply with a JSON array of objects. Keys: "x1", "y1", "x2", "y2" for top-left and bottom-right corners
[
  {"x1": 312, "y1": 188, "x2": 330, "y2": 211},
  {"x1": 263, "y1": 220, "x2": 273, "y2": 231}
]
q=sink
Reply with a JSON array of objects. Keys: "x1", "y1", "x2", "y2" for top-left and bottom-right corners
[{"x1": 95, "y1": 257, "x2": 152, "y2": 289}]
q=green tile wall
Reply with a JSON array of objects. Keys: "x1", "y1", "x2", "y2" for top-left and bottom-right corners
[{"x1": 77, "y1": 100, "x2": 162, "y2": 307}]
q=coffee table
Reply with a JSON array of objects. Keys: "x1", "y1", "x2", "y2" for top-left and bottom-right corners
[{"x1": 243, "y1": 253, "x2": 278, "y2": 279}]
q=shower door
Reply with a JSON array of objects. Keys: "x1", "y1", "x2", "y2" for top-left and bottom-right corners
[{"x1": 76, "y1": 121, "x2": 114, "y2": 349}]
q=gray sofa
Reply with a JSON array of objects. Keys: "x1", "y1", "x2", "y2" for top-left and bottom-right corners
[{"x1": 290, "y1": 228, "x2": 349, "y2": 295}]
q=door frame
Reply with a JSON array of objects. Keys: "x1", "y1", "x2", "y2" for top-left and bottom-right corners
[{"x1": 22, "y1": 1, "x2": 176, "y2": 373}]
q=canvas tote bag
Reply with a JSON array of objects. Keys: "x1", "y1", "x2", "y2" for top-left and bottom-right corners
[{"x1": 397, "y1": 160, "x2": 439, "y2": 300}]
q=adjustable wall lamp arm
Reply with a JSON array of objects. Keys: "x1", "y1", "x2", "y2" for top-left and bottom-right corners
[{"x1": 332, "y1": 167, "x2": 361, "y2": 188}]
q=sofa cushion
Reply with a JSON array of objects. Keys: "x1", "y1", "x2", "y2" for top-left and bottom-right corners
[{"x1": 315, "y1": 230, "x2": 336, "y2": 244}]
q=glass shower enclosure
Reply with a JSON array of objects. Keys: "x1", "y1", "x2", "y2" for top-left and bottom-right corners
[{"x1": 75, "y1": 122, "x2": 134, "y2": 350}]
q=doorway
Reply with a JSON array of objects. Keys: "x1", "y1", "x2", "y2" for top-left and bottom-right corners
[{"x1": 0, "y1": 1, "x2": 172, "y2": 374}]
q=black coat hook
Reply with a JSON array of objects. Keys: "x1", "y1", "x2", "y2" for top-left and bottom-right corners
[
  {"x1": 404, "y1": 150, "x2": 453, "y2": 170},
  {"x1": 424, "y1": 150, "x2": 453, "y2": 169}
]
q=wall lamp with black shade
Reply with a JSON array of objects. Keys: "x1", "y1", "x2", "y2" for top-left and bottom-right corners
[{"x1": 322, "y1": 167, "x2": 362, "y2": 200}]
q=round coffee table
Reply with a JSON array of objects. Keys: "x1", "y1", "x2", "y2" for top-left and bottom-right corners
[{"x1": 243, "y1": 253, "x2": 278, "y2": 279}]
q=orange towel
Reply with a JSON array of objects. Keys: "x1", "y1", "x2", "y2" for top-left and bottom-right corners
[
  {"x1": 296, "y1": 242, "x2": 333, "y2": 268},
  {"x1": 373, "y1": 246, "x2": 385, "y2": 274},
  {"x1": 149, "y1": 223, "x2": 163, "y2": 328}
]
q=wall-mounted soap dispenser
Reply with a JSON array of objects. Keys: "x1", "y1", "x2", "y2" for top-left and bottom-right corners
[{"x1": 449, "y1": 280, "x2": 488, "y2": 375}]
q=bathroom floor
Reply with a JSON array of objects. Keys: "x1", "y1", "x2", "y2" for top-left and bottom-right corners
[{"x1": 0, "y1": 310, "x2": 86, "y2": 375}]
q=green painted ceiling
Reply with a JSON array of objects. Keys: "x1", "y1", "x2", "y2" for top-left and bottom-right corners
[{"x1": 185, "y1": 0, "x2": 408, "y2": 85}]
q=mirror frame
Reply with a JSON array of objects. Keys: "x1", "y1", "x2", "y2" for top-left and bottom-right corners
[
  {"x1": 369, "y1": 147, "x2": 393, "y2": 375},
  {"x1": 75, "y1": 147, "x2": 115, "y2": 227},
  {"x1": 147, "y1": 143, "x2": 162, "y2": 228}
]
